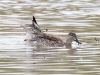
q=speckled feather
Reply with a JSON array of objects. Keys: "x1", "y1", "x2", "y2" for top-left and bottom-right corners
[{"x1": 32, "y1": 32, "x2": 64, "y2": 47}]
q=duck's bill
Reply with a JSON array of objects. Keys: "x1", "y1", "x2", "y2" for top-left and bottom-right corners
[{"x1": 74, "y1": 38, "x2": 82, "y2": 45}]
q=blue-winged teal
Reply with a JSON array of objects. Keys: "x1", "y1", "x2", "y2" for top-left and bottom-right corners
[{"x1": 21, "y1": 16, "x2": 82, "y2": 47}]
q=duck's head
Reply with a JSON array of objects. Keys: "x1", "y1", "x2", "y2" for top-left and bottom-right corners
[
  {"x1": 65, "y1": 32, "x2": 82, "y2": 46},
  {"x1": 21, "y1": 24, "x2": 33, "y2": 32}
]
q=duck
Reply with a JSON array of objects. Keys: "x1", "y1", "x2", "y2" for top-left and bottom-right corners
[
  {"x1": 21, "y1": 16, "x2": 82, "y2": 47},
  {"x1": 21, "y1": 16, "x2": 41, "y2": 41},
  {"x1": 30, "y1": 32, "x2": 82, "y2": 47}
]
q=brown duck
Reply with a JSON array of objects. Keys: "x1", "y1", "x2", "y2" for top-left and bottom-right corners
[{"x1": 21, "y1": 16, "x2": 82, "y2": 47}]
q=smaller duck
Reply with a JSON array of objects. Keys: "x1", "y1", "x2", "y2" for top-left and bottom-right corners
[{"x1": 21, "y1": 16, "x2": 41, "y2": 41}]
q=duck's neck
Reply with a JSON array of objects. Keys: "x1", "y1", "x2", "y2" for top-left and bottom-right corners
[{"x1": 65, "y1": 36, "x2": 73, "y2": 46}]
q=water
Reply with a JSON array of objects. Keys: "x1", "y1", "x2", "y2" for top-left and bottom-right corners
[{"x1": 0, "y1": 0, "x2": 100, "y2": 75}]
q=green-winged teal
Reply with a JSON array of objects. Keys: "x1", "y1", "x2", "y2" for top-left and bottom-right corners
[
  {"x1": 21, "y1": 16, "x2": 82, "y2": 47},
  {"x1": 21, "y1": 16, "x2": 41, "y2": 41}
]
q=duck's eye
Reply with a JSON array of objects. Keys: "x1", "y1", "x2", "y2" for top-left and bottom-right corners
[{"x1": 71, "y1": 34, "x2": 75, "y2": 37}]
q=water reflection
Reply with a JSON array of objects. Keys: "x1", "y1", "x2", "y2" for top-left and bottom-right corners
[{"x1": 0, "y1": 0, "x2": 100, "y2": 75}]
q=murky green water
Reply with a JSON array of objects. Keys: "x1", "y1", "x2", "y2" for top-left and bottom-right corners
[{"x1": 0, "y1": 0, "x2": 100, "y2": 75}]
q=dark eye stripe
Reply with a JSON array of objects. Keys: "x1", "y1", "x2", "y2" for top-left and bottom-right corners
[{"x1": 70, "y1": 34, "x2": 76, "y2": 37}]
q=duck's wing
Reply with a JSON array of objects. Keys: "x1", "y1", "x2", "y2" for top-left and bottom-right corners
[
  {"x1": 34, "y1": 32, "x2": 64, "y2": 46},
  {"x1": 32, "y1": 16, "x2": 41, "y2": 32}
]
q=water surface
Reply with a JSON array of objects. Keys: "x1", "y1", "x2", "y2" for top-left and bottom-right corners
[{"x1": 0, "y1": 0, "x2": 100, "y2": 75}]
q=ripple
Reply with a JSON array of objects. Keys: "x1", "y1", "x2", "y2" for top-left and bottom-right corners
[{"x1": 0, "y1": 0, "x2": 100, "y2": 75}]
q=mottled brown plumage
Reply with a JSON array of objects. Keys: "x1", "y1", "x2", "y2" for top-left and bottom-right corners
[
  {"x1": 21, "y1": 16, "x2": 82, "y2": 47},
  {"x1": 29, "y1": 32, "x2": 82, "y2": 47},
  {"x1": 33, "y1": 32, "x2": 64, "y2": 47}
]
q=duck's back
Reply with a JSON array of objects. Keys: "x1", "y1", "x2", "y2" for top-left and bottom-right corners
[{"x1": 34, "y1": 33, "x2": 64, "y2": 47}]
